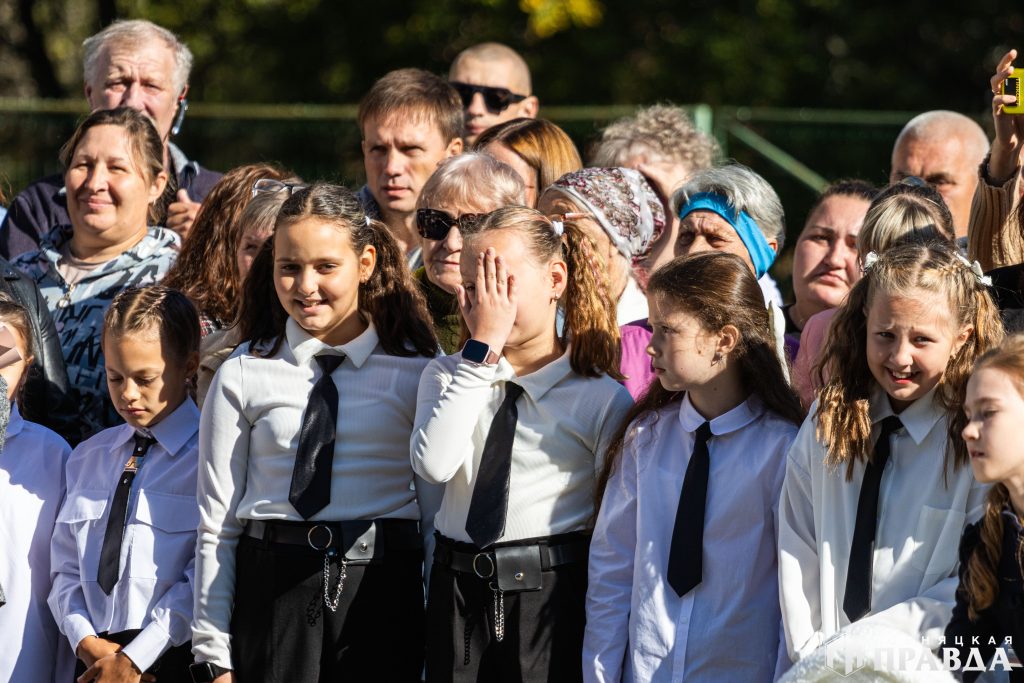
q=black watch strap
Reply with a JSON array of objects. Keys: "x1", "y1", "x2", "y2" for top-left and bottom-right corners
[{"x1": 189, "y1": 662, "x2": 231, "y2": 682}]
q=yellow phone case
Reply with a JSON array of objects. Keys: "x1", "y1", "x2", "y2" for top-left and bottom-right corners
[{"x1": 1002, "y1": 75, "x2": 1024, "y2": 114}]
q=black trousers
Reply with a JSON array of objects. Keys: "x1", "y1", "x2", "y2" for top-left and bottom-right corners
[
  {"x1": 230, "y1": 530, "x2": 425, "y2": 682},
  {"x1": 72, "y1": 630, "x2": 193, "y2": 683},
  {"x1": 425, "y1": 535, "x2": 588, "y2": 683}
]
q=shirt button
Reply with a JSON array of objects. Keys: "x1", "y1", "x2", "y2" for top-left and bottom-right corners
[{"x1": 359, "y1": 541, "x2": 368, "y2": 553}]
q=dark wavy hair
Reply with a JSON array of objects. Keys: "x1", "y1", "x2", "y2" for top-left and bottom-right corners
[{"x1": 237, "y1": 182, "x2": 437, "y2": 358}]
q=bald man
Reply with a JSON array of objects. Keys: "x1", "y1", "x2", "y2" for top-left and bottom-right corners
[
  {"x1": 449, "y1": 42, "x2": 538, "y2": 146},
  {"x1": 890, "y1": 110, "x2": 990, "y2": 239}
]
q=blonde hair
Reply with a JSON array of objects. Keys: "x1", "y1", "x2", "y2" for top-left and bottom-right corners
[
  {"x1": 460, "y1": 206, "x2": 621, "y2": 378},
  {"x1": 473, "y1": 118, "x2": 582, "y2": 198},
  {"x1": 961, "y1": 336, "x2": 1024, "y2": 619},
  {"x1": 417, "y1": 152, "x2": 525, "y2": 211},
  {"x1": 816, "y1": 243, "x2": 1004, "y2": 479},
  {"x1": 858, "y1": 189, "x2": 955, "y2": 255}
]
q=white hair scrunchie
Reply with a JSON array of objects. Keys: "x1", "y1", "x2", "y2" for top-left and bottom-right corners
[
  {"x1": 550, "y1": 219, "x2": 564, "y2": 237},
  {"x1": 364, "y1": 215, "x2": 372, "y2": 227},
  {"x1": 862, "y1": 251, "x2": 880, "y2": 273}
]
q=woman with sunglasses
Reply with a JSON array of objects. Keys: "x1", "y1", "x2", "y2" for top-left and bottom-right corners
[{"x1": 415, "y1": 153, "x2": 527, "y2": 353}]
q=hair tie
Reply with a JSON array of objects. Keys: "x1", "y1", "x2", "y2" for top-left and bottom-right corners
[
  {"x1": 954, "y1": 252, "x2": 993, "y2": 287},
  {"x1": 862, "y1": 251, "x2": 880, "y2": 273},
  {"x1": 550, "y1": 219, "x2": 564, "y2": 237},
  {"x1": 364, "y1": 215, "x2": 372, "y2": 227}
]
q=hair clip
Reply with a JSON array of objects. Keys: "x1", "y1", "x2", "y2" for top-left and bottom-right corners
[
  {"x1": 954, "y1": 252, "x2": 993, "y2": 287},
  {"x1": 550, "y1": 219, "x2": 564, "y2": 237},
  {"x1": 861, "y1": 251, "x2": 880, "y2": 273}
]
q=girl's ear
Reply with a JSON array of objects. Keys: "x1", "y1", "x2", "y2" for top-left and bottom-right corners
[
  {"x1": 549, "y1": 258, "x2": 568, "y2": 300},
  {"x1": 717, "y1": 323, "x2": 740, "y2": 358},
  {"x1": 358, "y1": 244, "x2": 377, "y2": 284},
  {"x1": 952, "y1": 324, "x2": 975, "y2": 356}
]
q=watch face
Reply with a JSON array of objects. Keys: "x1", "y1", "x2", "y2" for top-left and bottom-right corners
[{"x1": 462, "y1": 339, "x2": 490, "y2": 363}]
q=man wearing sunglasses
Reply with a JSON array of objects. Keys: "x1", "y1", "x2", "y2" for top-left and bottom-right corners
[{"x1": 449, "y1": 42, "x2": 539, "y2": 146}]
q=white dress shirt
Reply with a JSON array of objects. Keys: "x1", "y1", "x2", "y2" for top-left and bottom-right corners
[
  {"x1": 48, "y1": 398, "x2": 200, "y2": 672},
  {"x1": 411, "y1": 349, "x2": 634, "y2": 544},
  {"x1": 193, "y1": 319, "x2": 440, "y2": 667},
  {"x1": 778, "y1": 386, "x2": 987, "y2": 662},
  {"x1": 584, "y1": 393, "x2": 798, "y2": 683},
  {"x1": 0, "y1": 404, "x2": 75, "y2": 683}
]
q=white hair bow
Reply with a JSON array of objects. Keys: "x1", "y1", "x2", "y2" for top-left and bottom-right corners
[
  {"x1": 955, "y1": 252, "x2": 993, "y2": 287},
  {"x1": 862, "y1": 251, "x2": 880, "y2": 273}
]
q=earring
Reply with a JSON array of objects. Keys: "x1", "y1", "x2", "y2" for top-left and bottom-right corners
[{"x1": 712, "y1": 352, "x2": 723, "y2": 365}]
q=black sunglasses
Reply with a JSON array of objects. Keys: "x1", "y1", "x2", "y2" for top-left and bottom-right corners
[
  {"x1": 450, "y1": 81, "x2": 527, "y2": 114},
  {"x1": 416, "y1": 208, "x2": 485, "y2": 240}
]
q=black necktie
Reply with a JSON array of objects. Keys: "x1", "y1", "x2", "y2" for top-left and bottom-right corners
[
  {"x1": 465, "y1": 382, "x2": 525, "y2": 548},
  {"x1": 844, "y1": 415, "x2": 903, "y2": 621},
  {"x1": 289, "y1": 353, "x2": 345, "y2": 519},
  {"x1": 667, "y1": 422, "x2": 713, "y2": 597},
  {"x1": 98, "y1": 433, "x2": 157, "y2": 594}
]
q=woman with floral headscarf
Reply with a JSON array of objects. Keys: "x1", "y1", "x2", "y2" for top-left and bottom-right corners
[{"x1": 538, "y1": 167, "x2": 666, "y2": 326}]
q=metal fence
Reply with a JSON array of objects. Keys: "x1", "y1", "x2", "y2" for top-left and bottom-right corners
[{"x1": 0, "y1": 98, "x2": 929, "y2": 291}]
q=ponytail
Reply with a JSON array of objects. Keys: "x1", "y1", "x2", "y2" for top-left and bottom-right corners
[
  {"x1": 962, "y1": 484, "x2": 1021, "y2": 620},
  {"x1": 561, "y1": 222, "x2": 622, "y2": 379}
]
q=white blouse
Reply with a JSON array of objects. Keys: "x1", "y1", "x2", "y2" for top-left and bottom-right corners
[
  {"x1": 778, "y1": 386, "x2": 987, "y2": 662},
  {"x1": 192, "y1": 319, "x2": 440, "y2": 668},
  {"x1": 411, "y1": 349, "x2": 634, "y2": 543},
  {"x1": 48, "y1": 398, "x2": 200, "y2": 673},
  {"x1": 0, "y1": 404, "x2": 74, "y2": 683},
  {"x1": 584, "y1": 394, "x2": 798, "y2": 682}
]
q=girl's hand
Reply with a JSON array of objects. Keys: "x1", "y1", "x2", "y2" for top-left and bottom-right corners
[
  {"x1": 456, "y1": 247, "x2": 517, "y2": 353},
  {"x1": 77, "y1": 652, "x2": 155, "y2": 683},
  {"x1": 989, "y1": 49, "x2": 1024, "y2": 184}
]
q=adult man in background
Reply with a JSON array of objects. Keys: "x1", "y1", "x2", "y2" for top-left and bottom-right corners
[
  {"x1": 1, "y1": 19, "x2": 221, "y2": 257},
  {"x1": 357, "y1": 68, "x2": 463, "y2": 269},
  {"x1": 889, "y1": 110, "x2": 989, "y2": 240},
  {"x1": 449, "y1": 43, "x2": 538, "y2": 146}
]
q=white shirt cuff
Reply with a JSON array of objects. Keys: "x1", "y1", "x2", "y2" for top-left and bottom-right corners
[
  {"x1": 64, "y1": 614, "x2": 98, "y2": 655},
  {"x1": 120, "y1": 621, "x2": 172, "y2": 673}
]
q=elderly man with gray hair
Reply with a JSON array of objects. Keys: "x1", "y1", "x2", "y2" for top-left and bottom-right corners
[
  {"x1": 889, "y1": 110, "x2": 989, "y2": 241},
  {"x1": 0, "y1": 19, "x2": 221, "y2": 257}
]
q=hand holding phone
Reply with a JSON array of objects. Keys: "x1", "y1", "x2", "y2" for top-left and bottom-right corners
[{"x1": 1001, "y1": 75, "x2": 1024, "y2": 115}]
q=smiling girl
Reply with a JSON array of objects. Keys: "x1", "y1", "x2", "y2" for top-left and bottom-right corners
[
  {"x1": 778, "y1": 243, "x2": 1003, "y2": 664},
  {"x1": 192, "y1": 183, "x2": 440, "y2": 683}
]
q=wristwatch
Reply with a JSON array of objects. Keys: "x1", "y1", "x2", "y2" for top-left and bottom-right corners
[
  {"x1": 462, "y1": 339, "x2": 500, "y2": 365},
  {"x1": 189, "y1": 662, "x2": 232, "y2": 682}
]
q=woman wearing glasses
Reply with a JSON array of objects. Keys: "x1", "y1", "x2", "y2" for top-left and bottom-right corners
[
  {"x1": 414, "y1": 153, "x2": 527, "y2": 353},
  {"x1": 12, "y1": 107, "x2": 179, "y2": 441}
]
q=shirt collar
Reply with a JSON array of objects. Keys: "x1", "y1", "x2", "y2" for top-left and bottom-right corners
[
  {"x1": 7, "y1": 402, "x2": 24, "y2": 439},
  {"x1": 108, "y1": 397, "x2": 199, "y2": 457},
  {"x1": 868, "y1": 383, "x2": 942, "y2": 445},
  {"x1": 678, "y1": 391, "x2": 763, "y2": 436},
  {"x1": 285, "y1": 317, "x2": 379, "y2": 368},
  {"x1": 478, "y1": 349, "x2": 575, "y2": 402}
]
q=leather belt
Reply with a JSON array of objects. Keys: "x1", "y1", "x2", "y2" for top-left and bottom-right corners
[
  {"x1": 243, "y1": 518, "x2": 421, "y2": 561},
  {"x1": 433, "y1": 533, "x2": 590, "y2": 579}
]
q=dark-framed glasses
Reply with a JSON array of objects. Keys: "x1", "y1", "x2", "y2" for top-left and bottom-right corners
[
  {"x1": 251, "y1": 178, "x2": 308, "y2": 198},
  {"x1": 450, "y1": 81, "x2": 527, "y2": 114},
  {"x1": 416, "y1": 208, "x2": 486, "y2": 240}
]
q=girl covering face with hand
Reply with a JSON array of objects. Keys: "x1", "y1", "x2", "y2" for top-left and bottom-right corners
[
  {"x1": 49, "y1": 285, "x2": 201, "y2": 683},
  {"x1": 585, "y1": 252, "x2": 804, "y2": 682},
  {"x1": 0, "y1": 295, "x2": 76, "y2": 682},
  {"x1": 192, "y1": 183, "x2": 440, "y2": 683},
  {"x1": 944, "y1": 335, "x2": 1024, "y2": 679},
  {"x1": 411, "y1": 206, "x2": 633, "y2": 683},
  {"x1": 778, "y1": 243, "x2": 1004, "y2": 665}
]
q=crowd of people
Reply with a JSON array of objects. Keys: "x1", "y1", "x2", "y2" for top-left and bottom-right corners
[{"x1": 2, "y1": 17, "x2": 1024, "y2": 683}]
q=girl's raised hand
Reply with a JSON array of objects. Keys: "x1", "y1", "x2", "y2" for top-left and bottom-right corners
[
  {"x1": 989, "y1": 49, "x2": 1024, "y2": 184},
  {"x1": 456, "y1": 247, "x2": 517, "y2": 354}
]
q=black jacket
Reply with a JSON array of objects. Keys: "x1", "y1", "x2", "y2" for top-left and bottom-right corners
[
  {"x1": 0, "y1": 260, "x2": 78, "y2": 444},
  {"x1": 945, "y1": 510, "x2": 1024, "y2": 682}
]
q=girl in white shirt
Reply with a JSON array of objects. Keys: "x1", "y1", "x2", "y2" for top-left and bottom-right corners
[
  {"x1": 192, "y1": 183, "x2": 440, "y2": 683},
  {"x1": 0, "y1": 294, "x2": 75, "y2": 683},
  {"x1": 584, "y1": 251, "x2": 804, "y2": 683},
  {"x1": 412, "y1": 206, "x2": 634, "y2": 683},
  {"x1": 49, "y1": 285, "x2": 201, "y2": 683},
  {"x1": 778, "y1": 243, "x2": 1003, "y2": 664}
]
